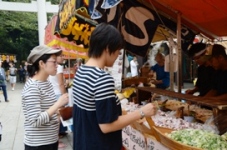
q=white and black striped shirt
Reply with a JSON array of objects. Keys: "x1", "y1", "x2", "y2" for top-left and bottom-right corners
[{"x1": 22, "y1": 79, "x2": 58, "y2": 146}]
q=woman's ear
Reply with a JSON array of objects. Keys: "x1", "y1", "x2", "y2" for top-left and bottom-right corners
[{"x1": 38, "y1": 60, "x2": 45, "y2": 69}]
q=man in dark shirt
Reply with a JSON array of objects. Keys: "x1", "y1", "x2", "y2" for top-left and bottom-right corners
[
  {"x1": 203, "y1": 44, "x2": 227, "y2": 100},
  {"x1": 185, "y1": 43, "x2": 215, "y2": 96}
]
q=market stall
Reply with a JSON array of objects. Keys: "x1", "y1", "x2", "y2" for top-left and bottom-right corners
[
  {"x1": 121, "y1": 91, "x2": 227, "y2": 150},
  {"x1": 52, "y1": 1, "x2": 227, "y2": 149},
  {"x1": 136, "y1": 87, "x2": 227, "y2": 134}
]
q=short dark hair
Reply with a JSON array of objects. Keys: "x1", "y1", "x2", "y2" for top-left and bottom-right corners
[
  {"x1": 88, "y1": 23, "x2": 124, "y2": 58},
  {"x1": 211, "y1": 44, "x2": 227, "y2": 59},
  {"x1": 27, "y1": 54, "x2": 52, "y2": 77}
]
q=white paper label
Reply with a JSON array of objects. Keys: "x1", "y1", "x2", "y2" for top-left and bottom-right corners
[
  {"x1": 146, "y1": 137, "x2": 169, "y2": 150},
  {"x1": 122, "y1": 125, "x2": 131, "y2": 149}
]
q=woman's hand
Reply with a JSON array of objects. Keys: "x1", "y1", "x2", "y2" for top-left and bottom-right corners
[
  {"x1": 185, "y1": 89, "x2": 195, "y2": 95},
  {"x1": 151, "y1": 79, "x2": 162, "y2": 85},
  {"x1": 140, "y1": 103, "x2": 157, "y2": 117},
  {"x1": 56, "y1": 93, "x2": 69, "y2": 108}
]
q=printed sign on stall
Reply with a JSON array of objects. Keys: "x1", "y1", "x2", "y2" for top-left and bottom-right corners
[
  {"x1": 130, "y1": 127, "x2": 146, "y2": 150},
  {"x1": 145, "y1": 134, "x2": 169, "y2": 150},
  {"x1": 122, "y1": 125, "x2": 131, "y2": 149},
  {"x1": 0, "y1": 54, "x2": 16, "y2": 62}
]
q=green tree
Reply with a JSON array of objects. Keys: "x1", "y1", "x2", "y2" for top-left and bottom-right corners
[{"x1": 0, "y1": 0, "x2": 60, "y2": 65}]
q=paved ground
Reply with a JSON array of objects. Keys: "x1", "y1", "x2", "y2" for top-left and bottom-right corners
[
  {"x1": 0, "y1": 81, "x2": 194, "y2": 150},
  {"x1": 0, "y1": 82, "x2": 73, "y2": 150}
]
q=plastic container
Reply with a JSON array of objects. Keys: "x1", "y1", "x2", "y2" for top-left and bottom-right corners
[
  {"x1": 183, "y1": 116, "x2": 194, "y2": 122},
  {"x1": 141, "y1": 101, "x2": 147, "y2": 105}
]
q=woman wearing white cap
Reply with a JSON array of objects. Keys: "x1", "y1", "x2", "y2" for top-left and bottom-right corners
[{"x1": 22, "y1": 45, "x2": 69, "y2": 150}]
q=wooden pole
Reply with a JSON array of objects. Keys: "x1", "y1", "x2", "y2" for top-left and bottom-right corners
[{"x1": 177, "y1": 12, "x2": 182, "y2": 93}]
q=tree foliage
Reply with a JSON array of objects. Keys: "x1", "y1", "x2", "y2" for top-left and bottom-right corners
[{"x1": 0, "y1": 0, "x2": 60, "y2": 65}]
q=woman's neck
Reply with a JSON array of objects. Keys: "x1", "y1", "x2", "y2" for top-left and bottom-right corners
[
  {"x1": 32, "y1": 71, "x2": 48, "y2": 82},
  {"x1": 86, "y1": 58, "x2": 105, "y2": 69}
]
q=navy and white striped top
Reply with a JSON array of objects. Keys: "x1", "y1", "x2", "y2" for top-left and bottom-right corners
[
  {"x1": 72, "y1": 65, "x2": 122, "y2": 150},
  {"x1": 22, "y1": 79, "x2": 58, "y2": 146}
]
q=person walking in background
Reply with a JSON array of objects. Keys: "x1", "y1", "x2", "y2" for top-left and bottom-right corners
[
  {"x1": 72, "y1": 23, "x2": 157, "y2": 150},
  {"x1": 0, "y1": 61, "x2": 9, "y2": 102},
  {"x1": 130, "y1": 55, "x2": 139, "y2": 77},
  {"x1": 0, "y1": 122, "x2": 2, "y2": 142},
  {"x1": 22, "y1": 45, "x2": 69, "y2": 150},
  {"x1": 18, "y1": 65, "x2": 25, "y2": 83},
  {"x1": 24, "y1": 61, "x2": 29, "y2": 82},
  {"x1": 49, "y1": 53, "x2": 68, "y2": 149},
  {"x1": 8, "y1": 62, "x2": 17, "y2": 90},
  {"x1": 149, "y1": 52, "x2": 170, "y2": 89}
]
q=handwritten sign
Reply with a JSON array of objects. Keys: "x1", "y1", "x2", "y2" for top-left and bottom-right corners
[
  {"x1": 122, "y1": 126, "x2": 168, "y2": 150},
  {"x1": 57, "y1": 0, "x2": 75, "y2": 30},
  {"x1": 130, "y1": 127, "x2": 146, "y2": 150},
  {"x1": 56, "y1": 0, "x2": 96, "y2": 48},
  {"x1": 60, "y1": 16, "x2": 95, "y2": 48},
  {"x1": 122, "y1": 125, "x2": 131, "y2": 149},
  {"x1": 146, "y1": 135, "x2": 169, "y2": 150}
]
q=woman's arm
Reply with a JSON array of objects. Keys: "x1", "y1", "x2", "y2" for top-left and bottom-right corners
[
  {"x1": 99, "y1": 103, "x2": 156, "y2": 133},
  {"x1": 203, "y1": 89, "x2": 217, "y2": 97},
  {"x1": 22, "y1": 85, "x2": 68, "y2": 127}
]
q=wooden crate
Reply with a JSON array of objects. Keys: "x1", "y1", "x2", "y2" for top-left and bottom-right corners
[{"x1": 153, "y1": 126, "x2": 203, "y2": 150}]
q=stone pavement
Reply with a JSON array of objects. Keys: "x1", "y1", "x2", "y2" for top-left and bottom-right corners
[{"x1": 0, "y1": 82, "x2": 73, "y2": 150}]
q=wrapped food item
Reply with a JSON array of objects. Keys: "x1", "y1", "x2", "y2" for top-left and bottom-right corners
[
  {"x1": 122, "y1": 88, "x2": 135, "y2": 98},
  {"x1": 152, "y1": 110, "x2": 218, "y2": 133},
  {"x1": 175, "y1": 106, "x2": 184, "y2": 119},
  {"x1": 157, "y1": 100, "x2": 213, "y2": 123},
  {"x1": 221, "y1": 132, "x2": 227, "y2": 141},
  {"x1": 116, "y1": 93, "x2": 125, "y2": 100}
]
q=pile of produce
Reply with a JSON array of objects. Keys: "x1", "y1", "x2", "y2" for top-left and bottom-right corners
[{"x1": 167, "y1": 129, "x2": 227, "y2": 150}]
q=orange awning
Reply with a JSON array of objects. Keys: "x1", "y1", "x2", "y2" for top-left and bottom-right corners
[{"x1": 143, "y1": 0, "x2": 227, "y2": 39}]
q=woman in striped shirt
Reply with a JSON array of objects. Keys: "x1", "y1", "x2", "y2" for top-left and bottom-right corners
[
  {"x1": 22, "y1": 45, "x2": 69, "y2": 150},
  {"x1": 72, "y1": 23, "x2": 157, "y2": 150}
]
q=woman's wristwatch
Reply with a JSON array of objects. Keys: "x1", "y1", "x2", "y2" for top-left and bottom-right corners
[{"x1": 139, "y1": 109, "x2": 145, "y2": 119}]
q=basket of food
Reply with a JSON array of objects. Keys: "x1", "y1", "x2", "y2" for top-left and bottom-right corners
[
  {"x1": 153, "y1": 126, "x2": 202, "y2": 150},
  {"x1": 153, "y1": 127, "x2": 227, "y2": 150}
]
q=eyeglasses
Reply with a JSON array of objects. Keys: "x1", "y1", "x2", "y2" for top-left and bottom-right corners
[{"x1": 46, "y1": 60, "x2": 57, "y2": 65}]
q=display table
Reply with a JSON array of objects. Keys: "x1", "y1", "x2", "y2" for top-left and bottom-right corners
[
  {"x1": 122, "y1": 77, "x2": 149, "y2": 88},
  {"x1": 137, "y1": 87, "x2": 227, "y2": 134}
]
